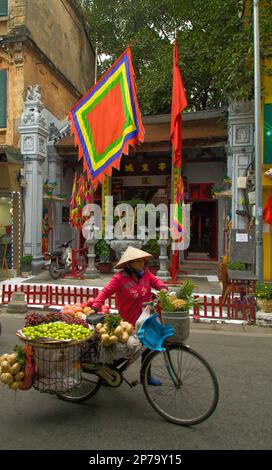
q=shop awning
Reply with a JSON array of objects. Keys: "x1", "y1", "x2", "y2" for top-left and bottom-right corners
[{"x1": 0, "y1": 146, "x2": 22, "y2": 163}]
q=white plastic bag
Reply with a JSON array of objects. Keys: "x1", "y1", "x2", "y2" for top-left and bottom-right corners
[
  {"x1": 98, "y1": 335, "x2": 141, "y2": 364},
  {"x1": 135, "y1": 305, "x2": 151, "y2": 331}
]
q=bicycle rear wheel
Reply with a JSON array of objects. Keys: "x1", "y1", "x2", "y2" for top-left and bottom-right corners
[
  {"x1": 141, "y1": 343, "x2": 219, "y2": 426},
  {"x1": 57, "y1": 369, "x2": 102, "y2": 403}
]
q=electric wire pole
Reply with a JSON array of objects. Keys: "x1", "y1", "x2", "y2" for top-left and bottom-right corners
[{"x1": 253, "y1": 0, "x2": 263, "y2": 281}]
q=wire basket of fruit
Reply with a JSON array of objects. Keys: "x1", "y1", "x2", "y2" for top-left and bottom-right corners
[{"x1": 15, "y1": 313, "x2": 95, "y2": 394}]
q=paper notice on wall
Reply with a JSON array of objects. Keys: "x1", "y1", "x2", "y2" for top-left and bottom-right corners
[{"x1": 236, "y1": 233, "x2": 248, "y2": 242}]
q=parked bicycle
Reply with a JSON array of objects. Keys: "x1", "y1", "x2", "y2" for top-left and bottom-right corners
[{"x1": 57, "y1": 301, "x2": 219, "y2": 426}]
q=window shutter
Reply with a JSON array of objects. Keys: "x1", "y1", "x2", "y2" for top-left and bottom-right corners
[
  {"x1": 264, "y1": 103, "x2": 272, "y2": 164},
  {"x1": 0, "y1": 69, "x2": 7, "y2": 128},
  {"x1": 0, "y1": 0, "x2": 8, "y2": 16}
]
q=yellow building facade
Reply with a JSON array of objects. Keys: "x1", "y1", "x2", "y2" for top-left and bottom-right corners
[
  {"x1": 0, "y1": 0, "x2": 95, "y2": 274},
  {"x1": 0, "y1": 0, "x2": 95, "y2": 148},
  {"x1": 262, "y1": 57, "x2": 272, "y2": 280}
]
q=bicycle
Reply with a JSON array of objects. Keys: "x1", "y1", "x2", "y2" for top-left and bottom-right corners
[{"x1": 57, "y1": 302, "x2": 219, "y2": 426}]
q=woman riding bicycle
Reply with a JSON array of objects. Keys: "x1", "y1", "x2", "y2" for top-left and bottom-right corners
[
  {"x1": 90, "y1": 246, "x2": 168, "y2": 385},
  {"x1": 60, "y1": 249, "x2": 219, "y2": 424}
]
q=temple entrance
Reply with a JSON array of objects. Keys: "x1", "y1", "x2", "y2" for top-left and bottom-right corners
[{"x1": 186, "y1": 200, "x2": 218, "y2": 261}]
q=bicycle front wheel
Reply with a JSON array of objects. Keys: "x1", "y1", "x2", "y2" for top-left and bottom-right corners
[
  {"x1": 57, "y1": 369, "x2": 103, "y2": 403},
  {"x1": 141, "y1": 343, "x2": 219, "y2": 426}
]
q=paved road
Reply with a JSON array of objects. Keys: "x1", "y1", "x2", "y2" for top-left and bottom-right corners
[{"x1": 0, "y1": 313, "x2": 271, "y2": 451}]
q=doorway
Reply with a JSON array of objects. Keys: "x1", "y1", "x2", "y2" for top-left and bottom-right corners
[{"x1": 186, "y1": 200, "x2": 218, "y2": 261}]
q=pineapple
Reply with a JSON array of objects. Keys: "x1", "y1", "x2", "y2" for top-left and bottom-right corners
[
  {"x1": 176, "y1": 280, "x2": 195, "y2": 300},
  {"x1": 171, "y1": 299, "x2": 187, "y2": 310}
]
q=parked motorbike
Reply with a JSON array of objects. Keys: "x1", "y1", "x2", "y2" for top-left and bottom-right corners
[{"x1": 45, "y1": 239, "x2": 73, "y2": 279}]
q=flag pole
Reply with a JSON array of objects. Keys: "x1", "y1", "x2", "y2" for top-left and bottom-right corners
[
  {"x1": 253, "y1": 0, "x2": 263, "y2": 281},
  {"x1": 170, "y1": 37, "x2": 187, "y2": 282},
  {"x1": 93, "y1": 43, "x2": 110, "y2": 237},
  {"x1": 171, "y1": 32, "x2": 178, "y2": 281}
]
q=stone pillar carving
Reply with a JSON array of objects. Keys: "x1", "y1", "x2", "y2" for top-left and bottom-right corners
[
  {"x1": 156, "y1": 214, "x2": 171, "y2": 281},
  {"x1": 19, "y1": 85, "x2": 49, "y2": 274},
  {"x1": 85, "y1": 238, "x2": 100, "y2": 279},
  {"x1": 82, "y1": 216, "x2": 100, "y2": 279},
  {"x1": 47, "y1": 143, "x2": 62, "y2": 250},
  {"x1": 227, "y1": 101, "x2": 254, "y2": 229}
]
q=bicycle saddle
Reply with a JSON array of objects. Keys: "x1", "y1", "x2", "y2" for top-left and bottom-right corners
[
  {"x1": 137, "y1": 314, "x2": 174, "y2": 352},
  {"x1": 86, "y1": 313, "x2": 105, "y2": 325}
]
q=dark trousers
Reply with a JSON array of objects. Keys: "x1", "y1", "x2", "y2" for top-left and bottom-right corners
[{"x1": 142, "y1": 348, "x2": 152, "y2": 377}]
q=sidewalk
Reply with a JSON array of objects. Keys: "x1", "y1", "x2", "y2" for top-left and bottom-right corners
[{"x1": 1, "y1": 269, "x2": 222, "y2": 296}]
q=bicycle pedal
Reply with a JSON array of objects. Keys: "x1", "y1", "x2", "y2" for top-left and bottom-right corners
[
  {"x1": 130, "y1": 380, "x2": 139, "y2": 387},
  {"x1": 123, "y1": 377, "x2": 139, "y2": 388}
]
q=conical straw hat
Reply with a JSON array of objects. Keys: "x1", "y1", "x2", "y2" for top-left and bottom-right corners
[{"x1": 115, "y1": 246, "x2": 152, "y2": 269}]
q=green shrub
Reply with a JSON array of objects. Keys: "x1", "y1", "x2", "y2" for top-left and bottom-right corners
[
  {"x1": 255, "y1": 283, "x2": 272, "y2": 299},
  {"x1": 95, "y1": 239, "x2": 111, "y2": 263},
  {"x1": 228, "y1": 261, "x2": 246, "y2": 271},
  {"x1": 21, "y1": 255, "x2": 32, "y2": 268},
  {"x1": 143, "y1": 239, "x2": 160, "y2": 258}
]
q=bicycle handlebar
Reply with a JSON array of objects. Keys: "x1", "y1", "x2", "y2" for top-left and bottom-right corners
[
  {"x1": 142, "y1": 301, "x2": 156, "y2": 307},
  {"x1": 56, "y1": 239, "x2": 74, "y2": 249}
]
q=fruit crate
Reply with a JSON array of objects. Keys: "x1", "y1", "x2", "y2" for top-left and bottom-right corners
[{"x1": 16, "y1": 332, "x2": 93, "y2": 394}]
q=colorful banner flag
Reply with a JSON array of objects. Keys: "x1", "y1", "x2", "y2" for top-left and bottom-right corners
[
  {"x1": 69, "y1": 172, "x2": 78, "y2": 228},
  {"x1": 172, "y1": 176, "x2": 185, "y2": 241},
  {"x1": 69, "y1": 173, "x2": 93, "y2": 229},
  {"x1": 69, "y1": 47, "x2": 144, "y2": 189},
  {"x1": 170, "y1": 40, "x2": 187, "y2": 168},
  {"x1": 170, "y1": 40, "x2": 187, "y2": 281}
]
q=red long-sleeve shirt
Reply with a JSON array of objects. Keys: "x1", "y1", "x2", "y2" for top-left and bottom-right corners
[{"x1": 92, "y1": 268, "x2": 167, "y2": 326}]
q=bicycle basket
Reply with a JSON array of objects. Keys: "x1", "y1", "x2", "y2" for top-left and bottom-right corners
[
  {"x1": 137, "y1": 314, "x2": 173, "y2": 352},
  {"x1": 161, "y1": 310, "x2": 190, "y2": 342},
  {"x1": 16, "y1": 331, "x2": 93, "y2": 394}
]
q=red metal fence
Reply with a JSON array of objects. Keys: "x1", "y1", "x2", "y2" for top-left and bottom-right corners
[
  {"x1": 192, "y1": 295, "x2": 255, "y2": 323},
  {"x1": 1, "y1": 284, "x2": 101, "y2": 307},
  {"x1": 1, "y1": 284, "x2": 255, "y2": 322}
]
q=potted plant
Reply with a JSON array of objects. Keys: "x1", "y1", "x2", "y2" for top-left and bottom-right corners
[
  {"x1": 95, "y1": 240, "x2": 112, "y2": 274},
  {"x1": 158, "y1": 280, "x2": 198, "y2": 342},
  {"x1": 143, "y1": 238, "x2": 160, "y2": 273},
  {"x1": 21, "y1": 255, "x2": 32, "y2": 276},
  {"x1": 227, "y1": 261, "x2": 247, "y2": 279},
  {"x1": 255, "y1": 283, "x2": 272, "y2": 313},
  {"x1": 115, "y1": 198, "x2": 146, "y2": 237}
]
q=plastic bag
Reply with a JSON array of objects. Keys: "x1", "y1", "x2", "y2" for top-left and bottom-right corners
[
  {"x1": 32, "y1": 344, "x2": 81, "y2": 393},
  {"x1": 20, "y1": 345, "x2": 35, "y2": 391},
  {"x1": 98, "y1": 335, "x2": 141, "y2": 364},
  {"x1": 135, "y1": 306, "x2": 151, "y2": 331}
]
